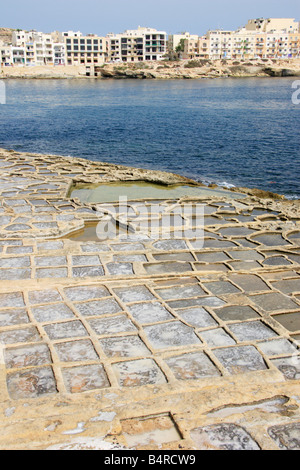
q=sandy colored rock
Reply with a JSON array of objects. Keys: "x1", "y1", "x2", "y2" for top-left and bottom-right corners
[{"x1": 1, "y1": 59, "x2": 300, "y2": 80}]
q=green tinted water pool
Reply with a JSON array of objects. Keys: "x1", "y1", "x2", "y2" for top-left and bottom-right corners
[{"x1": 69, "y1": 181, "x2": 245, "y2": 203}]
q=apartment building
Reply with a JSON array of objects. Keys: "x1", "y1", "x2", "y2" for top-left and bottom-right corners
[
  {"x1": 0, "y1": 45, "x2": 12, "y2": 65},
  {"x1": 65, "y1": 34, "x2": 108, "y2": 65},
  {"x1": 231, "y1": 29, "x2": 300, "y2": 59},
  {"x1": 107, "y1": 27, "x2": 167, "y2": 62},
  {"x1": 183, "y1": 18, "x2": 300, "y2": 61},
  {"x1": 1, "y1": 30, "x2": 66, "y2": 66},
  {"x1": 32, "y1": 32, "x2": 54, "y2": 65},
  {"x1": 107, "y1": 29, "x2": 144, "y2": 62},
  {"x1": 12, "y1": 30, "x2": 26, "y2": 47},
  {"x1": 52, "y1": 44, "x2": 65, "y2": 65},
  {"x1": 265, "y1": 32, "x2": 300, "y2": 58},
  {"x1": 168, "y1": 32, "x2": 199, "y2": 52},
  {"x1": 183, "y1": 35, "x2": 209, "y2": 59},
  {"x1": 11, "y1": 46, "x2": 25, "y2": 65},
  {"x1": 1, "y1": 19, "x2": 300, "y2": 67},
  {"x1": 207, "y1": 30, "x2": 233, "y2": 59},
  {"x1": 245, "y1": 18, "x2": 299, "y2": 33}
]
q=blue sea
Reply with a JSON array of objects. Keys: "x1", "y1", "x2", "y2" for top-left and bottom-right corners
[{"x1": 0, "y1": 77, "x2": 299, "y2": 198}]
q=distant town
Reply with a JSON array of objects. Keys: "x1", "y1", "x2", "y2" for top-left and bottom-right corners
[{"x1": 0, "y1": 17, "x2": 300, "y2": 68}]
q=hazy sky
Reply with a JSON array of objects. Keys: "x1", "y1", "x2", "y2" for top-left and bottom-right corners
[{"x1": 1, "y1": 0, "x2": 300, "y2": 36}]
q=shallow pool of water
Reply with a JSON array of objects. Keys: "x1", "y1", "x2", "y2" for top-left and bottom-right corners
[
  {"x1": 69, "y1": 181, "x2": 245, "y2": 203},
  {"x1": 62, "y1": 220, "x2": 128, "y2": 241}
]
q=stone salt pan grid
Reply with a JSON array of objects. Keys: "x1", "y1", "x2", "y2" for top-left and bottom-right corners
[{"x1": 0, "y1": 148, "x2": 299, "y2": 450}]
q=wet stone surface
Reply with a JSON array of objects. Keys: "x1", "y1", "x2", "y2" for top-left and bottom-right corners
[
  {"x1": 271, "y1": 357, "x2": 300, "y2": 381},
  {"x1": 143, "y1": 321, "x2": 202, "y2": 350},
  {"x1": 54, "y1": 339, "x2": 99, "y2": 362},
  {"x1": 6, "y1": 367, "x2": 57, "y2": 400},
  {"x1": 112, "y1": 358, "x2": 167, "y2": 387},
  {"x1": 213, "y1": 346, "x2": 268, "y2": 374},
  {"x1": 190, "y1": 423, "x2": 260, "y2": 450},
  {"x1": 268, "y1": 423, "x2": 300, "y2": 450},
  {"x1": 62, "y1": 364, "x2": 110, "y2": 393},
  {"x1": 165, "y1": 351, "x2": 221, "y2": 380},
  {"x1": 128, "y1": 302, "x2": 174, "y2": 324}
]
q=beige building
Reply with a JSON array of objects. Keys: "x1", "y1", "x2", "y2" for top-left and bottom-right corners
[
  {"x1": 245, "y1": 18, "x2": 299, "y2": 33},
  {"x1": 168, "y1": 32, "x2": 198, "y2": 52},
  {"x1": 183, "y1": 35, "x2": 209, "y2": 59},
  {"x1": 183, "y1": 18, "x2": 300, "y2": 61},
  {"x1": 107, "y1": 27, "x2": 167, "y2": 62},
  {"x1": 265, "y1": 31, "x2": 300, "y2": 59},
  {"x1": 65, "y1": 34, "x2": 109, "y2": 66},
  {"x1": 231, "y1": 29, "x2": 258, "y2": 60}
]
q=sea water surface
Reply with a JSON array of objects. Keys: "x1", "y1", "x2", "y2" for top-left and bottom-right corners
[{"x1": 0, "y1": 77, "x2": 299, "y2": 198}]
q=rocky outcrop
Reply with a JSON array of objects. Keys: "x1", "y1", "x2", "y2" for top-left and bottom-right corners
[
  {"x1": 2, "y1": 59, "x2": 300, "y2": 80},
  {"x1": 263, "y1": 67, "x2": 300, "y2": 77},
  {"x1": 96, "y1": 59, "x2": 300, "y2": 80}
]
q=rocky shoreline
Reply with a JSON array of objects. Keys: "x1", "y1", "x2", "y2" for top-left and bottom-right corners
[
  {"x1": 97, "y1": 59, "x2": 300, "y2": 80},
  {"x1": 1, "y1": 58, "x2": 300, "y2": 79}
]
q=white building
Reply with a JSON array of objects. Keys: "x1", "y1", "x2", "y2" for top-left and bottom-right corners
[
  {"x1": 53, "y1": 43, "x2": 65, "y2": 65},
  {"x1": 207, "y1": 30, "x2": 232, "y2": 59},
  {"x1": 108, "y1": 26, "x2": 167, "y2": 62},
  {"x1": 32, "y1": 32, "x2": 54, "y2": 65},
  {"x1": 11, "y1": 46, "x2": 25, "y2": 65},
  {"x1": 12, "y1": 30, "x2": 26, "y2": 47},
  {"x1": 1, "y1": 29, "x2": 66, "y2": 66},
  {"x1": 0, "y1": 44, "x2": 12, "y2": 65},
  {"x1": 61, "y1": 31, "x2": 83, "y2": 39}
]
